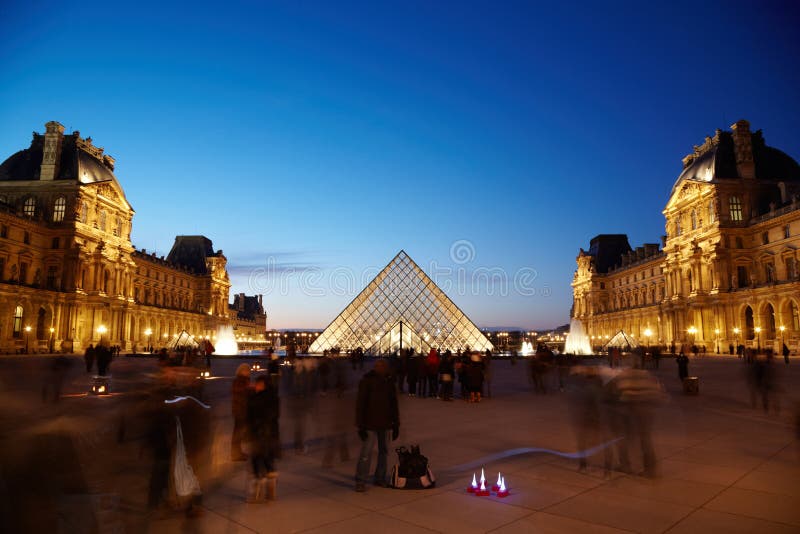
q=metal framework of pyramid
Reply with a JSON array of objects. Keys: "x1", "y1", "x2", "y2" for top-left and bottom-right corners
[{"x1": 308, "y1": 251, "x2": 493, "y2": 354}]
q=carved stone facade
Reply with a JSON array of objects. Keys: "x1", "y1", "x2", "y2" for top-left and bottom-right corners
[
  {"x1": 573, "y1": 120, "x2": 800, "y2": 353},
  {"x1": 0, "y1": 121, "x2": 236, "y2": 352}
]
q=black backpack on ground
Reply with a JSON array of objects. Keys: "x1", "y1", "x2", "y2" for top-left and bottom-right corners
[{"x1": 391, "y1": 445, "x2": 435, "y2": 489}]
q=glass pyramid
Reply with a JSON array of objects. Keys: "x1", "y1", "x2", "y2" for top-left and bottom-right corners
[{"x1": 309, "y1": 251, "x2": 493, "y2": 354}]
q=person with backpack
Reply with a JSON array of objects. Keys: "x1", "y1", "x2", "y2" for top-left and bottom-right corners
[{"x1": 355, "y1": 359, "x2": 399, "y2": 492}]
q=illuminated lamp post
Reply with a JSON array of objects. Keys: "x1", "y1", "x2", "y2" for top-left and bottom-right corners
[
  {"x1": 24, "y1": 325, "x2": 31, "y2": 353},
  {"x1": 733, "y1": 327, "x2": 740, "y2": 352},
  {"x1": 97, "y1": 324, "x2": 108, "y2": 344},
  {"x1": 145, "y1": 328, "x2": 152, "y2": 352},
  {"x1": 755, "y1": 326, "x2": 762, "y2": 353},
  {"x1": 687, "y1": 326, "x2": 697, "y2": 350},
  {"x1": 644, "y1": 328, "x2": 652, "y2": 350},
  {"x1": 49, "y1": 327, "x2": 55, "y2": 353},
  {"x1": 714, "y1": 328, "x2": 720, "y2": 354},
  {"x1": 779, "y1": 325, "x2": 786, "y2": 350}
]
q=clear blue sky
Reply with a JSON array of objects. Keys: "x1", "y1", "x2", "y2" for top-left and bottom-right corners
[{"x1": 1, "y1": 1, "x2": 799, "y2": 329}]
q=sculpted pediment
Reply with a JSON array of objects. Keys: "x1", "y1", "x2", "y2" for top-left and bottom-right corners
[{"x1": 665, "y1": 180, "x2": 709, "y2": 211}]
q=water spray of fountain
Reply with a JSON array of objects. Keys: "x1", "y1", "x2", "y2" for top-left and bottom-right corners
[
  {"x1": 213, "y1": 325, "x2": 239, "y2": 355},
  {"x1": 563, "y1": 317, "x2": 592, "y2": 355}
]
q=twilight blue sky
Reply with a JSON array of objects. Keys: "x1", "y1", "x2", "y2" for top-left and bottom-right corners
[{"x1": 1, "y1": 1, "x2": 799, "y2": 329}]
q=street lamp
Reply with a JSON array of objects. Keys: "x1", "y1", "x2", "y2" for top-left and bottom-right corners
[
  {"x1": 144, "y1": 328, "x2": 152, "y2": 352},
  {"x1": 733, "y1": 327, "x2": 740, "y2": 354},
  {"x1": 779, "y1": 325, "x2": 786, "y2": 350},
  {"x1": 97, "y1": 324, "x2": 107, "y2": 346},
  {"x1": 644, "y1": 328, "x2": 652, "y2": 349},
  {"x1": 49, "y1": 327, "x2": 55, "y2": 353},
  {"x1": 755, "y1": 326, "x2": 762, "y2": 353},
  {"x1": 714, "y1": 328, "x2": 720, "y2": 354},
  {"x1": 24, "y1": 325, "x2": 31, "y2": 353},
  {"x1": 687, "y1": 325, "x2": 697, "y2": 345}
]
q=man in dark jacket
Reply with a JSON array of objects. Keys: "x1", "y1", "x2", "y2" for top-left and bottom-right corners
[{"x1": 355, "y1": 359, "x2": 399, "y2": 491}]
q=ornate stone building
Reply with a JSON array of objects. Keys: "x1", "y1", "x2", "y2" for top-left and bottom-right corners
[
  {"x1": 573, "y1": 120, "x2": 800, "y2": 353},
  {"x1": 0, "y1": 121, "x2": 238, "y2": 352}
]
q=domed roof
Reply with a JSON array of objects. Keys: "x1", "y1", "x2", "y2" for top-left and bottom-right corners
[{"x1": 670, "y1": 122, "x2": 800, "y2": 197}]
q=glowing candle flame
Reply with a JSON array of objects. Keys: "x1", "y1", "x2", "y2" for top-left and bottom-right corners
[
  {"x1": 496, "y1": 472, "x2": 502, "y2": 486},
  {"x1": 500, "y1": 477, "x2": 506, "y2": 492},
  {"x1": 480, "y1": 468, "x2": 485, "y2": 484},
  {"x1": 471, "y1": 473, "x2": 477, "y2": 488},
  {"x1": 480, "y1": 479, "x2": 486, "y2": 492}
]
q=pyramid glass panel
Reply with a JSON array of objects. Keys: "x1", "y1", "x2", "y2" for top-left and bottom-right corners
[{"x1": 308, "y1": 251, "x2": 493, "y2": 354}]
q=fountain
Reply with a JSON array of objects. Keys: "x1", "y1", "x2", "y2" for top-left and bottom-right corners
[
  {"x1": 213, "y1": 325, "x2": 239, "y2": 355},
  {"x1": 563, "y1": 317, "x2": 592, "y2": 355},
  {"x1": 520, "y1": 341, "x2": 534, "y2": 356}
]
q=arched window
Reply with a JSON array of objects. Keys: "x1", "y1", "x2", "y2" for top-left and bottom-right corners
[
  {"x1": 12, "y1": 305, "x2": 23, "y2": 338},
  {"x1": 691, "y1": 209, "x2": 697, "y2": 230},
  {"x1": 729, "y1": 196, "x2": 743, "y2": 222},
  {"x1": 23, "y1": 197, "x2": 36, "y2": 217},
  {"x1": 99, "y1": 210, "x2": 107, "y2": 232},
  {"x1": 745, "y1": 306, "x2": 755, "y2": 340},
  {"x1": 765, "y1": 303, "x2": 776, "y2": 339},
  {"x1": 53, "y1": 196, "x2": 66, "y2": 222}
]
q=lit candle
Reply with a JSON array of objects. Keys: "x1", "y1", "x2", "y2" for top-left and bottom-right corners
[
  {"x1": 467, "y1": 473, "x2": 478, "y2": 493},
  {"x1": 492, "y1": 472, "x2": 502, "y2": 492},
  {"x1": 476, "y1": 477, "x2": 490, "y2": 496},
  {"x1": 497, "y1": 476, "x2": 509, "y2": 498}
]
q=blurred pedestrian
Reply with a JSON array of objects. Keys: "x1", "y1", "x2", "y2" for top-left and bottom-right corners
[
  {"x1": 426, "y1": 348, "x2": 440, "y2": 398},
  {"x1": 569, "y1": 365, "x2": 604, "y2": 472},
  {"x1": 84, "y1": 344, "x2": 96, "y2": 374},
  {"x1": 676, "y1": 351, "x2": 689, "y2": 381},
  {"x1": 42, "y1": 355, "x2": 72, "y2": 403},
  {"x1": 96, "y1": 344, "x2": 112, "y2": 376},
  {"x1": 355, "y1": 359, "x2": 399, "y2": 492},
  {"x1": 466, "y1": 353, "x2": 484, "y2": 403},
  {"x1": 439, "y1": 351, "x2": 455, "y2": 401},
  {"x1": 607, "y1": 367, "x2": 664, "y2": 477},
  {"x1": 322, "y1": 365, "x2": 350, "y2": 468},
  {"x1": 783, "y1": 343, "x2": 790, "y2": 365},
  {"x1": 231, "y1": 364, "x2": 252, "y2": 461},
  {"x1": 245, "y1": 375, "x2": 280, "y2": 502}
]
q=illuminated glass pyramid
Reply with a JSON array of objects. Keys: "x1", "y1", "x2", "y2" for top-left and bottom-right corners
[{"x1": 309, "y1": 251, "x2": 493, "y2": 354}]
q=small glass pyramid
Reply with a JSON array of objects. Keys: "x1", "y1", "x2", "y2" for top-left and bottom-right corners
[{"x1": 309, "y1": 251, "x2": 493, "y2": 354}]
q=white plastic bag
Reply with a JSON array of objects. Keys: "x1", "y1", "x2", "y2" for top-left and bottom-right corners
[{"x1": 173, "y1": 416, "x2": 202, "y2": 497}]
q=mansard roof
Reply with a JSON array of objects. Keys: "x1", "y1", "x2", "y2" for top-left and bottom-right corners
[
  {"x1": 0, "y1": 127, "x2": 119, "y2": 184},
  {"x1": 670, "y1": 121, "x2": 800, "y2": 197},
  {"x1": 166, "y1": 236, "x2": 219, "y2": 274}
]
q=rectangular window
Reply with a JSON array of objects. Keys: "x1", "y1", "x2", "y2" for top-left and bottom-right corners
[
  {"x1": 762, "y1": 232, "x2": 769, "y2": 245},
  {"x1": 0, "y1": 224, "x2": 7, "y2": 238},
  {"x1": 23, "y1": 231, "x2": 30, "y2": 244},
  {"x1": 735, "y1": 236, "x2": 743, "y2": 249},
  {"x1": 46, "y1": 266, "x2": 58, "y2": 290},
  {"x1": 19, "y1": 262, "x2": 28, "y2": 285},
  {"x1": 12, "y1": 307, "x2": 22, "y2": 338},
  {"x1": 785, "y1": 225, "x2": 791, "y2": 239},
  {"x1": 729, "y1": 196, "x2": 743, "y2": 221},
  {"x1": 600, "y1": 282, "x2": 605, "y2": 289},
  {"x1": 737, "y1": 266, "x2": 749, "y2": 288},
  {"x1": 51, "y1": 237, "x2": 60, "y2": 249}
]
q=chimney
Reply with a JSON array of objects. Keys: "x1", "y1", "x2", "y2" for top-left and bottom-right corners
[
  {"x1": 40, "y1": 121, "x2": 65, "y2": 180},
  {"x1": 258, "y1": 294, "x2": 263, "y2": 307},
  {"x1": 731, "y1": 120, "x2": 755, "y2": 179}
]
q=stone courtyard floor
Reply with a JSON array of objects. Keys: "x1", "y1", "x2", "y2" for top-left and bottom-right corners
[{"x1": 1, "y1": 354, "x2": 799, "y2": 533}]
